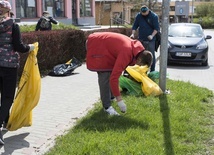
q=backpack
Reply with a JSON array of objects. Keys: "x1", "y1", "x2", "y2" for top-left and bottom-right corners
[{"x1": 40, "y1": 17, "x2": 50, "y2": 29}]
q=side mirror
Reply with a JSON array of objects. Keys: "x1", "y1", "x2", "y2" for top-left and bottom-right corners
[{"x1": 205, "y1": 35, "x2": 212, "y2": 39}]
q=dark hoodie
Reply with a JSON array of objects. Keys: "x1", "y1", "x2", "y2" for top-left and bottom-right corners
[{"x1": 35, "y1": 16, "x2": 58, "y2": 31}]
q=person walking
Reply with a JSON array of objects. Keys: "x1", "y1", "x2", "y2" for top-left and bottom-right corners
[
  {"x1": 130, "y1": 5, "x2": 160, "y2": 72},
  {"x1": 35, "y1": 11, "x2": 58, "y2": 31},
  {"x1": 86, "y1": 32, "x2": 153, "y2": 115},
  {"x1": 0, "y1": 0, "x2": 35, "y2": 145}
]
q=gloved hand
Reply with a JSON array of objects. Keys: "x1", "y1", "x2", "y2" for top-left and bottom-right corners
[
  {"x1": 130, "y1": 34, "x2": 135, "y2": 39},
  {"x1": 148, "y1": 35, "x2": 153, "y2": 40},
  {"x1": 117, "y1": 100, "x2": 127, "y2": 113},
  {"x1": 28, "y1": 44, "x2": 35, "y2": 52}
]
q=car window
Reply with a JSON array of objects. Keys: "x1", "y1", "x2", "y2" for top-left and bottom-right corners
[
  {"x1": 169, "y1": 25, "x2": 203, "y2": 38},
  {"x1": 189, "y1": 26, "x2": 203, "y2": 37}
]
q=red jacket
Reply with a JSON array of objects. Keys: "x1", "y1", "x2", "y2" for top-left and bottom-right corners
[{"x1": 86, "y1": 32, "x2": 144, "y2": 97}]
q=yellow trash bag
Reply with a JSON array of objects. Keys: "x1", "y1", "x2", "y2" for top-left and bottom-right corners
[
  {"x1": 7, "y1": 42, "x2": 41, "y2": 131},
  {"x1": 126, "y1": 65, "x2": 163, "y2": 96}
]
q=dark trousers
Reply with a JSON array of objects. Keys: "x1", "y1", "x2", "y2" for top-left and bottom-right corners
[
  {"x1": 141, "y1": 40, "x2": 156, "y2": 72},
  {"x1": 0, "y1": 67, "x2": 17, "y2": 126},
  {"x1": 97, "y1": 71, "x2": 114, "y2": 109}
]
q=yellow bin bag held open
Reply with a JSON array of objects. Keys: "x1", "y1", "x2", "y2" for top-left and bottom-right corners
[
  {"x1": 126, "y1": 65, "x2": 163, "y2": 96},
  {"x1": 7, "y1": 42, "x2": 41, "y2": 131}
]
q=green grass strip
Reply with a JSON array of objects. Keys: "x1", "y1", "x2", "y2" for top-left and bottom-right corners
[{"x1": 46, "y1": 79, "x2": 214, "y2": 155}]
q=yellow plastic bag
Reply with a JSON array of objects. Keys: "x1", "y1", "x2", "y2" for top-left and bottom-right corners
[
  {"x1": 7, "y1": 42, "x2": 41, "y2": 131},
  {"x1": 126, "y1": 65, "x2": 163, "y2": 96}
]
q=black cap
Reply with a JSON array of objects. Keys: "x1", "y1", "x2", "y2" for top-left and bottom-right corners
[{"x1": 141, "y1": 5, "x2": 149, "y2": 13}]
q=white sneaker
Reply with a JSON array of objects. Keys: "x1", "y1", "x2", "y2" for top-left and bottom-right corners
[
  {"x1": 1, "y1": 127, "x2": 7, "y2": 131},
  {"x1": 105, "y1": 106, "x2": 120, "y2": 116}
]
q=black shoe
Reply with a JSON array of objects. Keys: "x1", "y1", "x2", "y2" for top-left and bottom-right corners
[
  {"x1": 110, "y1": 97, "x2": 115, "y2": 102},
  {"x1": 0, "y1": 130, "x2": 4, "y2": 145}
]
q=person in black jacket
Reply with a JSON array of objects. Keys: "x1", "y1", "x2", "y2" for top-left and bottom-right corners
[
  {"x1": 130, "y1": 5, "x2": 160, "y2": 72},
  {"x1": 35, "y1": 11, "x2": 58, "y2": 31},
  {"x1": 0, "y1": 0, "x2": 35, "y2": 145}
]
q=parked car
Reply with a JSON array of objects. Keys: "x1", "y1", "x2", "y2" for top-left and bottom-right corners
[{"x1": 167, "y1": 23, "x2": 212, "y2": 66}]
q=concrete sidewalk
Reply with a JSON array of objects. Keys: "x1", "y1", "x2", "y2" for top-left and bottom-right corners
[{"x1": 0, "y1": 64, "x2": 100, "y2": 155}]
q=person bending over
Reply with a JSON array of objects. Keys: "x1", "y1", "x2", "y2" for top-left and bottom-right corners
[{"x1": 86, "y1": 32, "x2": 153, "y2": 115}]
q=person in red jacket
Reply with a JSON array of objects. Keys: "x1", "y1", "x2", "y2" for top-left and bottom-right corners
[{"x1": 86, "y1": 32, "x2": 153, "y2": 115}]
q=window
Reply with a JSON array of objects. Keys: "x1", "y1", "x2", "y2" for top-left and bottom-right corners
[
  {"x1": 80, "y1": 0, "x2": 92, "y2": 17},
  {"x1": 43, "y1": 0, "x2": 65, "y2": 17},
  {"x1": 170, "y1": 6, "x2": 175, "y2": 11},
  {"x1": 112, "y1": 12, "x2": 122, "y2": 25},
  {"x1": 16, "y1": 0, "x2": 37, "y2": 18}
]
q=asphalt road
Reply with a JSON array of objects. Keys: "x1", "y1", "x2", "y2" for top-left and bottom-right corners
[{"x1": 157, "y1": 29, "x2": 214, "y2": 92}]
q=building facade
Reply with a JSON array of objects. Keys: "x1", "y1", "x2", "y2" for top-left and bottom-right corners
[
  {"x1": 7, "y1": 0, "x2": 96, "y2": 25},
  {"x1": 168, "y1": 1, "x2": 213, "y2": 23},
  {"x1": 95, "y1": 0, "x2": 132, "y2": 25}
]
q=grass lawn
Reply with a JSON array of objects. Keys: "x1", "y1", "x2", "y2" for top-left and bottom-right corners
[{"x1": 45, "y1": 79, "x2": 214, "y2": 155}]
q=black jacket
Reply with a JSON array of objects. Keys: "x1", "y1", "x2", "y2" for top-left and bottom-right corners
[{"x1": 35, "y1": 16, "x2": 58, "y2": 31}]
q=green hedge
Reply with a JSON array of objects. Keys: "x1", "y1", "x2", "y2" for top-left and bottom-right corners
[{"x1": 193, "y1": 17, "x2": 214, "y2": 29}]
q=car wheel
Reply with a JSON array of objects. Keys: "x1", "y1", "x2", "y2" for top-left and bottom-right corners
[{"x1": 202, "y1": 59, "x2": 208, "y2": 66}]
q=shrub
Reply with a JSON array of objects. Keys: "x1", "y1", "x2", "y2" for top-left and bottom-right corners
[
  {"x1": 20, "y1": 23, "x2": 79, "y2": 32},
  {"x1": 193, "y1": 17, "x2": 214, "y2": 29},
  {"x1": 19, "y1": 29, "x2": 86, "y2": 76}
]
